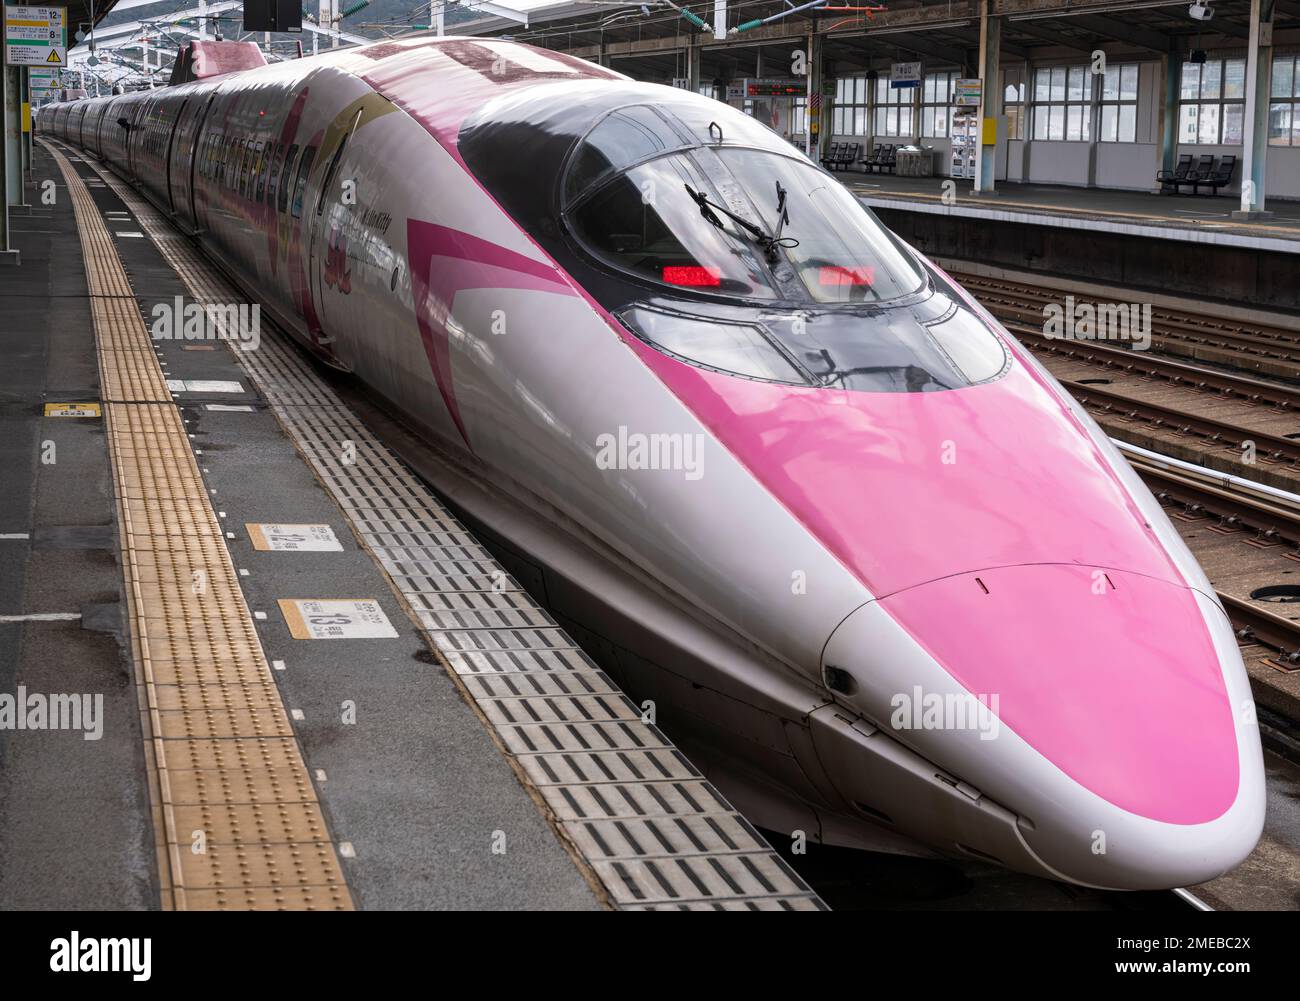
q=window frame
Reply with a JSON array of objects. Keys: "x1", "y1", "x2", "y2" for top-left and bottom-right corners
[{"x1": 1178, "y1": 56, "x2": 1247, "y2": 145}]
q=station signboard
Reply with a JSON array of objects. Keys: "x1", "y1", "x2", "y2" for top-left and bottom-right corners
[
  {"x1": 890, "y1": 61, "x2": 921, "y2": 89},
  {"x1": 744, "y1": 78, "x2": 804, "y2": 97},
  {"x1": 4, "y1": 6, "x2": 66, "y2": 67},
  {"x1": 28, "y1": 65, "x2": 59, "y2": 91},
  {"x1": 955, "y1": 78, "x2": 984, "y2": 107}
]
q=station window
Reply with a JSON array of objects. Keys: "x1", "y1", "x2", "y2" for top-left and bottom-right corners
[
  {"x1": 921, "y1": 70, "x2": 958, "y2": 138},
  {"x1": 1032, "y1": 65, "x2": 1091, "y2": 141},
  {"x1": 1099, "y1": 63, "x2": 1139, "y2": 143},
  {"x1": 1269, "y1": 54, "x2": 1300, "y2": 146},
  {"x1": 792, "y1": 96, "x2": 807, "y2": 137},
  {"x1": 1002, "y1": 69, "x2": 1026, "y2": 140},
  {"x1": 832, "y1": 74, "x2": 868, "y2": 135},
  {"x1": 1179, "y1": 57, "x2": 1246, "y2": 145},
  {"x1": 874, "y1": 77, "x2": 915, "y2": 137}
]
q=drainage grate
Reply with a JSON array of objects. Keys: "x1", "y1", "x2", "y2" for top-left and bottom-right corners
[{"x1": 82, "y1": 149, "x2": 826, "y2": 911}]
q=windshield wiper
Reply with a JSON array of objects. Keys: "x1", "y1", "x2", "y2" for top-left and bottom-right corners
[
  {"x1": 772, "y1": 181, "x2": 790, "y2": 244},
  {"x1": 684, "y1": 184, "x2": 794, "y2": 263}
]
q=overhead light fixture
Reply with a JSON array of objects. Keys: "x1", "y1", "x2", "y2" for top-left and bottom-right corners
[
  {"x1": 1190, "y1": 49, "x2": 1208, "y2": 63},
  {"x1": 1188, "y1": 2, "x2": 1215, "y2": 21}
]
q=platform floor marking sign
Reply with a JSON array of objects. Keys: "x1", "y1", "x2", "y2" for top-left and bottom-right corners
[
  {"x1": 44, "y1": 402, "x2": 100, "y2": 417},
  {"x1": 248, "y1": 523, "x2": 343, "y2": 552},
  {"x1": 206, "y1": 403, "x2": 254, "y2": 412},
  {"x1": 278, "y1": 599, "x2": 398, "y2": 639},
  {"x1": 167, "y1": 379, "x2": 245, "y2": 393}
]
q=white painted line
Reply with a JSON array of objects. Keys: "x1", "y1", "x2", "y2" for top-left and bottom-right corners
[
  {"x1": 291, "y1": 708, "x2": 305, "y2": 721},
  {"x1": 0, "y1": 533, "x2": 30, "y2": 540},
  {"x1": 206, "y1": 404, "x2": 255, "y2": 413},
  {"x1": 272, "y1": 659, "x2": 286, "y2": 671},
  {"x1": 314, "y1": 769, "x2": 327, "y2": 783},
  {"x1": 253, "y1": 611, "x2": 267, "y2": 620},
  {"x1": 0, "y1": 612, "x2": 81, "y2": 622},
  {"x1": 226, "y1": 532, "x2": 235, "y2": 539},
  {"x1": 238, "y1": 568, "x2": 249, "y2": 577},
  {"x1": 338, "y1": 842, "x2": 356, "y2": 859},
  {"x1": 115, "y1": 231, "x2": 144, "y2": 238}
]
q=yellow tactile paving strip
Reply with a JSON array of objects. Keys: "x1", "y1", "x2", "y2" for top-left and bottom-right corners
[{"x1": 45, "y1": 140, "x2": 353, "y2": 911}]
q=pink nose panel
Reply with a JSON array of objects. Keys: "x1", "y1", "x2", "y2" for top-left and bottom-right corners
[
  {"x1": 879, "y1": 564, "x2": 1240, "y2": 825},
  {"x1": 628, "y1": 346, "x2": 1182, "y2": 599}
]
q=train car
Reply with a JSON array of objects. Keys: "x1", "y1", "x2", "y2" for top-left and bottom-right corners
[{"x1": 38, "y1": 34, "x2": 1265, "y2": 890}]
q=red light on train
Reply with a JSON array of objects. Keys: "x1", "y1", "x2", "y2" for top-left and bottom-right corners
[
  {"x1": 819, "y1": 265, "x2": 874, "y2": 286},
  {"x1": 663, "y1": 265, "x2": 721, "y2": 287}
]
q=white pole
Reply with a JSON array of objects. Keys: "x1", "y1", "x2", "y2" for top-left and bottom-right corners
[
  {"x1": 713, "y1": 0, "x2": 725, "y2": 38},
  {"x1": 198, "y1": 0, "x2": 207, "y2": 40}
]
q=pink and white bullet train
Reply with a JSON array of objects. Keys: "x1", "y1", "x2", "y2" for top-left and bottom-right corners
[{"x1": 40, "y1": 35, "x2": 1264, "y2": 890}]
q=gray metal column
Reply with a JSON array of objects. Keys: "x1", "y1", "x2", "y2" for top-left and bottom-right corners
[
  {"x1": 1159, "y1": 46, "x2": 1180, "y2": 178},
  {"x1": 687, "y1": 37, "x2": 701, "y2": 92},
  {"x1": 1, "y1": 61, "x2": 21, "y2": 264},
  {"x1": 973, "y1": 0, "x2": 1001, "y2": 194},
  {"x1": 1236, "y1": 0, "x2": 1274, "y2": 218},
  {"x1": 21, "y1": 66, "x2": 31, "y2": 184}
]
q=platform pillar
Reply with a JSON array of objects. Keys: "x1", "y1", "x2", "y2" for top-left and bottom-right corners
[
  {"x1": 806, "y1": 29, "x2": 822, "y2": 160},
  {"x1": 1236, "y1": 0, "x2": 1274, "y2": 219},
  {"x1": 1, "y1": 60, "x2": 21, "y2": 265},
  {"x1": 686, "y1": 37, "x2": 701, "y2": 92},
  {"x1": 1159, "y1": 46, "x2": 1180, "y2": 179},
  {"x1": 973, "y1": 0, "x2": 1001, "y2": 195}
]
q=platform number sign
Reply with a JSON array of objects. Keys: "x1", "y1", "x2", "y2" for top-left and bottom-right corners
[
  {"x1": 278, "y1": 599, "x2": 399, "y2": 639},
  {"x1": 4, "y1": 7, "x2": 67, "y2": 68}
]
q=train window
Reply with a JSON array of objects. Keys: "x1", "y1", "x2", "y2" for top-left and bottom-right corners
[
  {"x1": 711, "y1": 148, "x2": 923, "y2": 304},
  {"x1": 569, "y1": 152, "x2": 778, "y2": 300},
  {"x1": 566, "y1": 142, "x2": 923, "y2": 305},
  {"x1": 255, "y1": 141, "x2": 272, "y2": 203},
  {"x1": 290, "y1": 146, "x2": 316, "y2": 218},
  {"x1": 278, "y1": 144, "x2": 300, "y2": 213},
  {"x1": 924, "y1": 304, "x2": 1008, "y2": 384},
  {"x1": 316, "y1": 111, "x2": 361, "y2": 217},
  {"x1": 563, "y1": 105, "x2": 681, "y2": 207},
  {"x1": 618, "y1": 306, "x2": 807, "y2": 384},
  {"x1": 267, "y1": 142, "x2": 285, "y2": 206}
]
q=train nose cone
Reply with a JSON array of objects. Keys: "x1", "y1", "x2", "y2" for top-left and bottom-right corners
[{"x1": 826, "y1": 563, "x2": 1265, "y2": 888}]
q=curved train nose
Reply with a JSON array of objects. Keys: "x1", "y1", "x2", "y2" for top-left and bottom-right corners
[{"x1": 822, "y1": 563, "x2": 1266, "y2": 889}]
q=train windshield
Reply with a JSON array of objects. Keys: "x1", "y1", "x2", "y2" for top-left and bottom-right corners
[{"x1": 564, "y1": 108, "x2": 924, "y2": 305}]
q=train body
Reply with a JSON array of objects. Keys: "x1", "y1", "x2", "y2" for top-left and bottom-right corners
[{"x1": 39, "y1": 34, "x2": 1265, "y2": 889}]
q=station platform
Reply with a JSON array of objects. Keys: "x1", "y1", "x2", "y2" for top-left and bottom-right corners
[
  {"x1": 844, "y1": 173, "x2": 1300, "y2": 255},
  {"x1": 0, "y1": 140, "x2": 823, "y2": 911}
]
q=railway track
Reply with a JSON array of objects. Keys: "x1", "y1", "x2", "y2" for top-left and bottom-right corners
[
  {"x1": 945, "y1": 269, "x2": 1300, "y2": 489},
  {"x1": 1119, "y1": 442, "x2": 1300, "y2": 669},
  {"x1": 952, "y1": 269, "x2": 1300, "y2": 380}
]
